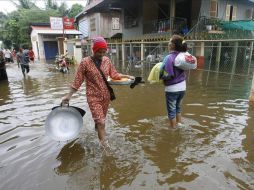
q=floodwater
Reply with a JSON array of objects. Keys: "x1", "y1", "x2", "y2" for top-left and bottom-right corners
[{"x1": 0, "y1": 61, "x2": 254, "y2": 190}]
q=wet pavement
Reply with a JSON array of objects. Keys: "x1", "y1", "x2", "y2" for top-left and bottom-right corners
[{"x1": 0, "y1": 61, "x2": 254, "y2": 190}]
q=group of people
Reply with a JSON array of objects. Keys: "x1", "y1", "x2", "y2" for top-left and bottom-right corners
[
  {"x1": 2, "y1": 35, "x2": 187, "y2": 149},
  {"x1": 0, "y1": 47, "x2": 35, "y2": 80},
  {"x1": 62, "y1": 35, "x2": 187, "y2": 148},
  {"x1": 2, "y1": 49, "x2": 14, "y2": 63}
]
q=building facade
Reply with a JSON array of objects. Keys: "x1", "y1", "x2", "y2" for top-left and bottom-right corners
[
  {"x1": 30, "y1": 23, "x2": 82, "y2": 60},
  {"x1": 76, "y1": 0, "x2": 254, "y2": 41},
  {"x1": 76, "y1": 0, "x2": 122, "y2": 40}
]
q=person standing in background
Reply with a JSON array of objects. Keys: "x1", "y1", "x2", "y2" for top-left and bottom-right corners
[
  {"x1": 16, "y1": 48, "x2": 30, "y2": 76},
  {"x1": 4, "y1": 49, "x2": 11, "y2": 63},
  {"x1": 11, "y1": 49, "x2": 16, "y2": 63},
  {"x1": 160, "y1": 35, "x2": 188, "y2": 129},
  {"x1": 28, "y1": 47, "x2": 35, "y2": 63},
  {"x1": 0, "y1": 51, "x2": 8, "y2": 81}
]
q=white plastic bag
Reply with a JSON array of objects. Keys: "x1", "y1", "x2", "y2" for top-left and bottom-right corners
[{"x1": 174, "y1": 52, "x2": 197, "y2": 70}]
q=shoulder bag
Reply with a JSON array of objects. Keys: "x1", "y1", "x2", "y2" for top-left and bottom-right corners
[{"x1": 91, "y1": 56, "x2": 116, "y2": 101}]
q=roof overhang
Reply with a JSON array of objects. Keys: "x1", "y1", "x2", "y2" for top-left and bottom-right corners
[
  {"x1": 75, "y1": 0, "x2": 122, "y2": 21},
  {"x1": 84, "y1": 0, "x2": 104, "y2": 12},
  {"x1": 31, "y1": 26, "x2": 82, "y2": 35}
]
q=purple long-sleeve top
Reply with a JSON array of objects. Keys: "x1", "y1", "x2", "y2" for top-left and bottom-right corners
[{"x1": 161, "y1": 51, "x2": 186, "y2": 86}]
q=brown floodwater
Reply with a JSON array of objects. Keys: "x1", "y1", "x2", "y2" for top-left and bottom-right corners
[{"x1": 1, "y1": 61, "x2": 254, "y2": 190}]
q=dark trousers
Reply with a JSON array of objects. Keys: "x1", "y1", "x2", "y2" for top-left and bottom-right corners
[
  {"x1": 21, "y1": 64, "x2": 30, "y2": 74},
  {"x1": 0, "y1": 68, "x2": 8, "y2": 81}
]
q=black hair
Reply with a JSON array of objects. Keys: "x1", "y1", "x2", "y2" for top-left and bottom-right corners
[{"x1": 170, "y1": 35, "x2": 187, "y2": 52}]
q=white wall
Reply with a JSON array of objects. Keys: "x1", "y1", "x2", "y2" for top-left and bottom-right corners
[
  {"x1": 30, "y1": 30, "x2": 39, "y2": 59},
  {"x1": 88, "y1": 12, "x2": 101, "y2": 38},
  {"x1": 38, "y1": 35, "x2": 45, "y2": 60}
]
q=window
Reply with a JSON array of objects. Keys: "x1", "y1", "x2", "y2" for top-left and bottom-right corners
[
  {"x1": 210, "y1": 0, "x2": 218, "y2": 17},
  {"x1": 246, "y1": 8, "x2": 253, "y2": 20},
  {"x1": 112, "y1": 17, "x2": 120, "y2": 30},
  {"x1": 90, "y1": 18, "x2": 96, "y2": 31},
  {"x1": 225, "y1": 4, "x2": 237, "y2": 21}
]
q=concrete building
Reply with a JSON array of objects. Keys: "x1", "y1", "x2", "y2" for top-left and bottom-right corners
[{"x1": 30, "y1": 23, "x2": 82, "y2": 60}]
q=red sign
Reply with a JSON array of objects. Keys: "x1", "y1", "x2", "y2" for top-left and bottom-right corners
[{"x1": 63, "y1": 17, "x2": 75, "y2": 29}]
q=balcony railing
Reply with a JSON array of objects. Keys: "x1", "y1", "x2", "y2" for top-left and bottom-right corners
[
  {"x1": 185, "y1": 16, "x2": 254, "y2": 40},
  {"x1": 143, "y1": 17, "x2": 187, "y2": 35}
]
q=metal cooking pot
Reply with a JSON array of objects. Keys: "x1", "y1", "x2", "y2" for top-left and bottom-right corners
[{"x1": 45, "y1": 104, "x2": 86, "y2": 141}]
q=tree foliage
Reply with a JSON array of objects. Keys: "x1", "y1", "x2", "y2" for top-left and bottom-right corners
[
  {"x1": 58, "y1": 2, "x2": 68, "y2": 16},
  {"x1": 45, "y1": 0, "x2": 58, "y2": 10},
  {"x1": 10, "y1": 0, "x2": 39, "y2": 9},
  {"x1": 68, "y1": 4, "x2": 84, "y2": 18},
  {"x1": 0, "y1": 0, "x2": 84, "y2": 49}
]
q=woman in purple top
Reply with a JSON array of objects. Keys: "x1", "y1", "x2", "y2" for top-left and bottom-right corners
[{"x1": 161, "y1": 35, "x2": 187, "y2": 128}]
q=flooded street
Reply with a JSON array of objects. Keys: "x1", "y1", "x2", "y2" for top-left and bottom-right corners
[{"x1": 1, "y1": 61, "x2": 254, "y2": 190}]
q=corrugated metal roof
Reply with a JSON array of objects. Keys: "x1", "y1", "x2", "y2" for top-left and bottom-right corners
[{"x1": 31, "y1": 26, "x2": 82, "y2": 35}]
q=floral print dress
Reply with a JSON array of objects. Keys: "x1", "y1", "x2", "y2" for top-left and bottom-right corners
[{"x1": 71, "y1": 56, "x2": 121, "y2": 124}]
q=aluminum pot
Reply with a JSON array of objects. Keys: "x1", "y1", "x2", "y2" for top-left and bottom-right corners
[{"x1": 45, "y1": 104, "x2": 86, "y2": 141}]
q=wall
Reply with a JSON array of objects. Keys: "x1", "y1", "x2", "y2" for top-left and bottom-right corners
[
  {"x1": 200, "y1": 0, "x2": 254, "y2": 20},
  {"x1": 78, "y1": 16, "x2": 89, "y2": 38},
  {"x1": 224, "y1": 0, "x2": 254, "y2": 20},
  {"x1": 100, "y1": 11, "x2": 122, "y2": 38},
  {"x1": 38, "y1": 35, "x2": 45, "y2": 60},
  {"x1": 143, "y1": 0, "x2": 170, "y2": 22},
  {"x1": 142, "y1": 0, "x2": 171, "y2": 33},
  {"x1": 30, "y1": 30, "x2": 39, "y2": 59},
  {"x1": 191, "y1": 0, "x2": 202, "y2": 26},
  {"x1": 122, "y1": 0, "x2": 143, "y2": 40},
  {"x1": 88, "y1": 12, "x2": 100, "y2": 38}
]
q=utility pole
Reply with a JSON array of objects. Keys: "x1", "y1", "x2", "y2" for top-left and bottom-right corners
[{"x1": 62, "y1": 17, "x2": 65, "y2": 38}]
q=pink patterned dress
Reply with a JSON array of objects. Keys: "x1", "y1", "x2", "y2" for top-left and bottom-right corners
[{"x1": 71, "y1": 56, "x2": 121, "y2": 124}]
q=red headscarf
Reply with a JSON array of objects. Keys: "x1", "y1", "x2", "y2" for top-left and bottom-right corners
[{"x1": 92, "y1": 37, "x2": 108, "y2": 53}]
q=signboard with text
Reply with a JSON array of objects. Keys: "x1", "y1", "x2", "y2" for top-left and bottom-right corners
[
  {"x1": 50, "y1": 17, "x2": 63, "y2": 30},
  {"x1": 63, "y1": 17, "x2": 75, "y2": 29}
]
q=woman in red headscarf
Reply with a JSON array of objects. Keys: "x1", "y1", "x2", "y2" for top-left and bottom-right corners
[{"x1": 62, "y1": 37, "x2": 133, "y2": 147}]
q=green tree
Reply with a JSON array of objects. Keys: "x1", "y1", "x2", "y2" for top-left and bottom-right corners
[
  {"x1": 10, "y1": 0, "x2": 38, "y2": 9},
  {"x1": 45, "y1": 0, "x2": 58, "y2": 10},
  {"x1": 58, "y1": 2, "x2": 68, "y2": 16},
  {"x1": 0, "y1": 0, "x2": 85, "y2": 48},
  {"x1": 0, "y1": 8, "x2": 60, "y2": 48},
  {"x1": 68, "y1": 4, "x2": 84, "y2": 18}
]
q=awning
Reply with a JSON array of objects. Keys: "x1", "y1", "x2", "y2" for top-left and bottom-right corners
[{"x1": 220, "y1": 20, "x2": 254, "y2": 31}]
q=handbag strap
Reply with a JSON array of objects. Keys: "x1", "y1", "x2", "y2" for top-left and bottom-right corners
[{"x1": 90, "y1": 56, "x2": 112, "y2": 91}]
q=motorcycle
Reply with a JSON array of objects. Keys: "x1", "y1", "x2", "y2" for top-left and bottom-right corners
[{"x1": 55, "y1": 55, "x2": 69, "y2": 74}]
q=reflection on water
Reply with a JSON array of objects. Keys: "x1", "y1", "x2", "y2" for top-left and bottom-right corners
[
  {"x1": 0, "y1": 80, "x2": 11, "y2": 105},
  {"x1": 55, "y1": 140, "x2": 86, "y2": 174},
  {"x1": 0, "y1": 62, "x2": 254, "y2": 190},
  {"x1": 21, "y1": 76, "x2": 40, "y2": 95}
]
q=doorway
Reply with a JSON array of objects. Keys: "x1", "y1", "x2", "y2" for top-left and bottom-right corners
[{"x1": 44, "y1": 41, "x2": 58, "y2": 60}]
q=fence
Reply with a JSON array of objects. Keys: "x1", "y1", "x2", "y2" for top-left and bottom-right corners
[{"x1": 81, "y1": 39, "x2": 254, "y2": 76}]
